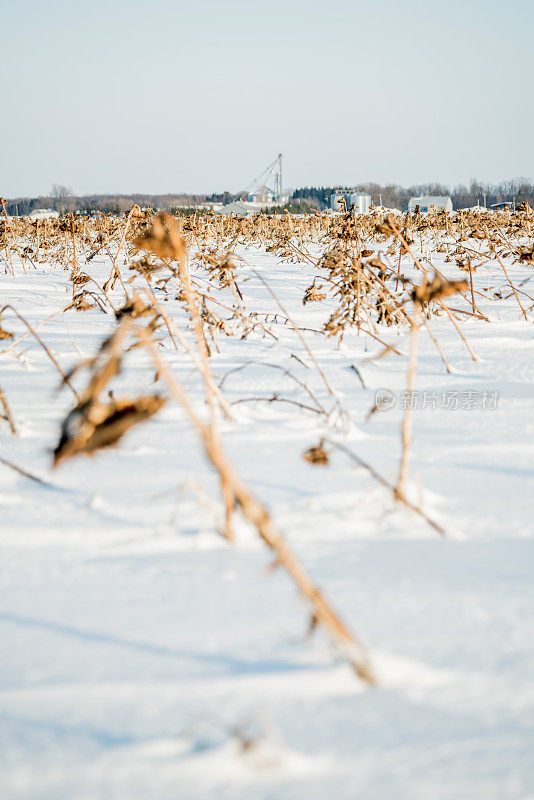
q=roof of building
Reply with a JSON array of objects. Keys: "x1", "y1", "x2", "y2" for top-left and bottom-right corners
[
  {"x1": 215, "y1": 201, "x2": 262, "y2": 217},
  {"x1": 409, "y1": 195, "x2": 452, "y2": 204},
  {"x1": 29, "y1": 208, "x2": 60, "y2": 219}
]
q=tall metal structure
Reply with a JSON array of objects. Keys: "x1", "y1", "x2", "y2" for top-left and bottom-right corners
[
  {"x1": 273, "y1": 153, "x2": 283, "y2": 199},
  {"x1": 241, "y1": 154, "x2": 284, "y2": 203}
]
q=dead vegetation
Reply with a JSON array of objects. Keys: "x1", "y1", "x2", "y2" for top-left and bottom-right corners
[{"x1": 1, "y1": 202, "x2": 532, "y2": 684}]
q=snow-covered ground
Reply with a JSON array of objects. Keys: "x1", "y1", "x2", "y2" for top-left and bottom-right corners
[{"x1": 1, "y1": 236, "x2": 533, "y2": 798}]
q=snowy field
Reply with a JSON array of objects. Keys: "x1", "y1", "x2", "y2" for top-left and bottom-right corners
[{"x1": 0, "y1": 218, "x2": 533, "y2": 799}]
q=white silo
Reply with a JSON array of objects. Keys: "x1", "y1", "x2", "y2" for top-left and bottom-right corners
[
  {"x1": 349, "y1": 192, "x2": 372, "y2": 214},
  {"x1": 330, "y1": 192, "x2": 347, "y2": 211}
]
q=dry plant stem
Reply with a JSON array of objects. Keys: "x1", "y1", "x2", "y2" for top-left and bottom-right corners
[
  {"x1": 231, "y1": 395, "x2": 324, "y2": 416},
  {"x1": 357, "y1": 325, "x2": 403, "y2": 356},
  {"x1": 71, "y1": 224, "x2": 78, "y2": 290},
  {"x1": 0, "y1": 455, "x2": 48, "y2": 485},
  {"x1": 195, "y1": 289, "x2": 278, "y2": 342},
  {"x1": 250, "y1": 268, "x2": 338, "y2": 400},
  {"x1": 141, "y1": 288, "x2": 236, "y2": 422},
  {"x1": 0, "y1": 387, "x2": 17, "y2": 434},
  {"x1": 180, "y1": 479, "x2": 229, "y2": 538},
  {"x1": 420, "y1": 317, "x2": 452, "y2": 373},
  {"x1": 467, "y1": 262, "x2": 476, "y2": 314},
  {"x1": 136, "y1": 326, "x2": 375, "y2": 684},
  {"x1": 369, "y1": 260, "x2": 451, "y2": 369},
  {"x1": 326, "y1": 439, "x2": 445, "y2": 536},
  {"x1": 171, "y1": 250, "x2": 233, "y2": 537},
  {"x1": 110, "y1": 210, "x2": 136, "y2": 296},
  {"x1": 441, "y1": 306, "x2": 478, "y2": 361},
  {"x1": 397, "y1": 308, "x2": 420, "y2": 497},
  {"x1": 0, "y1": 306, "x2": 70, "y2": 354},
  {"x1": 178, "y1": 252, "x2": 210, "y2": 358},
  {"x1": 448, "y1": 305, "x2": 488, "y2": 322},
  {"x1": 1, "y1": 201, "x2": 16, "y2": 276},
  {"x1": 392, "y1": 226, "x2": 479, "y2": 360},
  {"x1": 492, "y1": 251, "x2": 528, "y2": 321},
  {"x1": 198, "y1": 338, "x2": 234, "y2": 540},
  {"x1": 140, "y1": 280, "x2": 179, "y2": 351},
  {"x1": 362, "y1": 344, "x2": 399, "y2": 364},
  {"x1": 0, "y1": 305, "x2": 80, "y2": 400},
  {"x1": 219, "y1": 362, "x2": 328, "y2": 416},
  {"x1": 395, "y1": 245, "x2": 402, "y2": 291},
  {"x1": 84, "y1": 275, "x2": 118, "y2": 314}
]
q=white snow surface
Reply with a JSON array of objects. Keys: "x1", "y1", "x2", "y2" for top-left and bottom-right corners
[{"x1": 0, "y1": 238, "x2": 533, "y2": 799}]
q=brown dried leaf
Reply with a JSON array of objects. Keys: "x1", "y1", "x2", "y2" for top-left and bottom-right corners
[
  {"x1": 115, "y1": 295, "x2": 155, "y2": 320},
  {"x1": 70, "y1": 292, "x2": 95, "y2": 311},
  {"x1": 366, "y1": 256, "x2": 387, "y2": 270},
  {"x1": 0, "y1": 326, "x2": 14, "y2": 340},
  {"x1": 518, "y1": 245, "x2": 534, "y2": 264},
  {"x1": 71, "y1": 273, "x2": 91, "y2": 286},
  {"x1": 412, "y1": 276, "x2": 468, "y2": 305},
  {"x1": 303, "y1": 284, "x2": 327, "y2": 304},
  {"x1": 54, "y1": 395, "x2": 166, "y2": 465},
  {"x1": 303, "y1": 442, "x2": 329, "y2": 465},
  {"x1": 134, "y1": 213, "x2": 185, "y2": 261},
  {"x1": 375, "y1": 214, "x2": 398, "y2": 236}
]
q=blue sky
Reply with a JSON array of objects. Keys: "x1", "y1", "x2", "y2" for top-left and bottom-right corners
[{"x1": 2, "y1": 0, "x2": 532, "y2": 196}]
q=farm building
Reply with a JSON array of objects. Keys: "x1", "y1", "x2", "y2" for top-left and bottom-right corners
[
  {"x1": 248, "y1": 185, "x2": 276, "y2": 204},
  {"x1": 330, "y1": 190, "x2": 372, "y2": 213},
  {"x1": 217, "y1": 155, "x2": 289, "y2": 214},
  {"x1": 215, "y1": 200, "x2": 262, "y2": 217},
  {"x1": 330, "y1": 192, "x2": 347, "y2": 211},
  {"x1": 349, "y1": 192, "x2": 371, "y2": 214},
  {"x1": 408, "y1": 196, "x2": 453, "y2": 213},
  {"x1": 28, "y1": 208, "x2": 59, "y2": 220}
]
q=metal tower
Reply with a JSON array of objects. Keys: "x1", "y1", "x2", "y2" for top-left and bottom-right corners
[{"x1": 241, "y1": 154, "x2": 284, "y2": 203}]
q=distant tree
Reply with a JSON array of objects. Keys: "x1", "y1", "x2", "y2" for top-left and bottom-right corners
[
  {"x1": 205, "y1": 190, "x2": 240, "y2": 205},
  {"x1": 51, "y1": 184, "x2": 74, "y2": 213},
  {"x1": 4, "y1": 179, "x2": 533, "y2": 218},
  {"x1": 292, "y1": 186, "x2": 333, "y2": 209},
  {"x1": 262, "y1": 199, "x2": 319, "y2": 215}
]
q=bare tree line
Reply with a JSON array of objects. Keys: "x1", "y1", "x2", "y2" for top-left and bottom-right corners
[
  {"x1": 4, "y1": 177, "x2": 534, "y2": 216},
  {"x1": 4, "y1": 189, "x2": 208, "y2": 216},
  {"x1": 293, "y1": 178, "x2": 534, "y2": 211}
]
